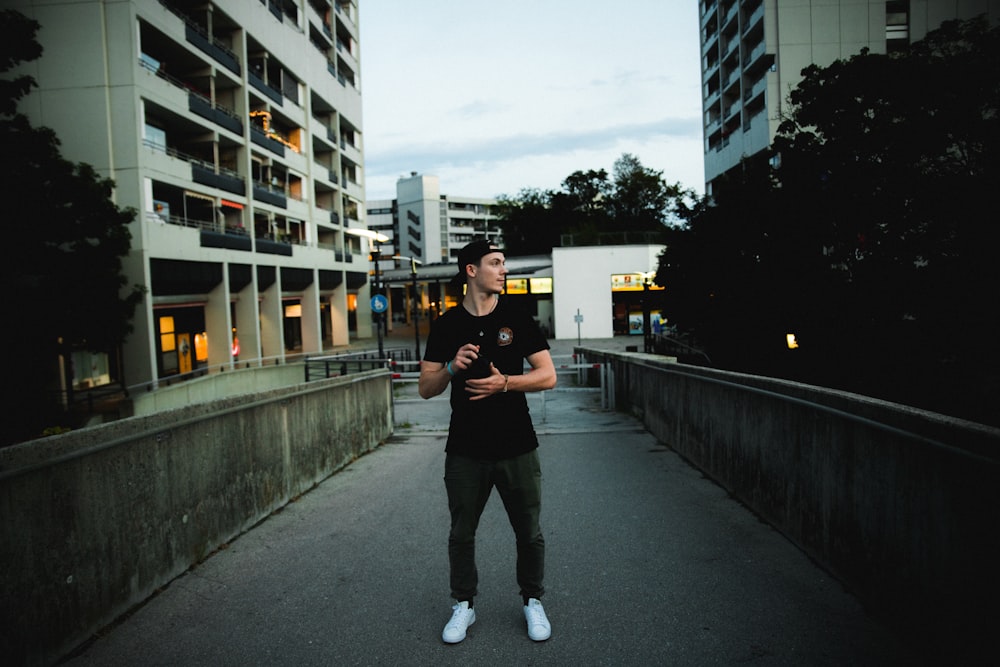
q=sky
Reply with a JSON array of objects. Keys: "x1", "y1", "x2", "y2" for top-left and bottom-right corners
[{"x1": 357, "y1": 1, "x2": 705, "y2": 202}]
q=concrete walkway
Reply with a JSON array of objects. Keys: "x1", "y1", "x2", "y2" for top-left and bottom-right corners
[{"x1": 61, "y1": 334, "x2": 917, "y2": 666}]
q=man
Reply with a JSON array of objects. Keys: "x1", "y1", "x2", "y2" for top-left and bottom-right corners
[{"x1": 419, "y1": 240, "x2": 557, "y2": 644}]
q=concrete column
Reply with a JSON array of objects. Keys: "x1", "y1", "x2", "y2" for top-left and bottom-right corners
[
  {"x1": 356, "y1": 278, "x2": 373, "y2": 340},
  {"x1": 259, "y1": 275, "x2": 284, "y2": 362},
  {"x1": 123, "y1": 251, "x2": 157, "y2": 389},
  {"x1": 329, "y1": 278, "x2": 350, "y2": 347},
  {"x1": 234, "y1": 275, "x2": 260, "y2": 367},
  {"x1": 205, "y1": 272, "x2": 233, "y2": 372},
  {"x1": 300, "y1": 271, "x2": 322, "y2": 354}
]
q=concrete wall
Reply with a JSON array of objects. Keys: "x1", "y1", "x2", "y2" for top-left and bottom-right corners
[
  {"x1": 128, "y1": 363, "x2": 310, "y2": 416},
  {"x1": 580, "y1": 348, "x2": 1000, "y2": 657},
  {"x1": 0, "y1": 371, "x2": 393, "y2": 667}
]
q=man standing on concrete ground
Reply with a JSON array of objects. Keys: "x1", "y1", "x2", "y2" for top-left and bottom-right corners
[{"x1": 419, "y1": 240, "x2": 557, "y2": 644}]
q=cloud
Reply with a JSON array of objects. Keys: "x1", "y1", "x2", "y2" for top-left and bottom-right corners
[
  {"x1": 363, "y1": 117, "x2": 705, "y2": 200},
  {"x1": 368, "y1": 116, "x2": 700, "y2": 167},
  {"x1": 450, "y1": 99, "x2": 508, "y2": 119},
  {"x1": 358, "y1": 2, "x2": 706, "y2": 201}
]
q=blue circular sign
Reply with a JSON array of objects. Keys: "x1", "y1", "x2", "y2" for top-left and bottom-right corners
[{"x1": 371, "y1": 294, "x2": 388, "y2": 313}]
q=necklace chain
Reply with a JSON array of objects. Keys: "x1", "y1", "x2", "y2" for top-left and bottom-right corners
[{"x1": 464, "y1": 295, "x2": 498, "y2": 316}]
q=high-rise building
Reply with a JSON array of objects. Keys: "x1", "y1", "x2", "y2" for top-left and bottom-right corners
[
  {"x1": 700, "y1": 0, "x2": 999, "y2": 193},
  {"x1": 10, "y1": 0, "x2": 372, "y2": 391},
  {"x1": 366, "y1": 172, "x2": 499, "y2": 272}
]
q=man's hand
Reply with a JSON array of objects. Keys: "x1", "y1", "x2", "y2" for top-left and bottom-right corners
[
  {"x1": 451, "y1": 343, "x2": 481, "y2": 373},
  {"x1": 418, "y1": 343, "x2": 481, "y2": 399},
  {"x1": 465, "y1": 364, "x2": 505, "y2": 400}
]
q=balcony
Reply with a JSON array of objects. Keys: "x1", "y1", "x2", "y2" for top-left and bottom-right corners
[
  {"x1": 182, "y1": 24, "x2": 239, "y2": 75},
  {"x1": 252, "y1": 181, "x2": 288, "y2": 208},
  {"x1": 744, "y1": 41, "x2": 773, "y2": 76},
  {"x1": 255, "y1": 237, "x2": 293, "y2": 256},
  {"x1": 250, "y1": 125, "x2": 287, "y2": 157},
  {"x1": 142, "y1": 138, "x2": 245, "y2": 198},
  {"x1": 146, "y1": 205, "x2": 251, "y2": 254},
  {"x1": 743, "y1": 3, "x2": 764, "y2": 36},
  {"x1": 200, "y1": 228, "x2": 252, "y2": 251},
  {"x1": 187, "y1": 93, "x2": 243, "y2": 136},
  {"x1": 249, "y1": 71, "x2": 283, "y2": 106},
  {"x1": 340, "y1": 139, "x2": 362, "y2": 165},
  {"x1": 191, "y1": 163, "x2": 245, "y2": 196}
]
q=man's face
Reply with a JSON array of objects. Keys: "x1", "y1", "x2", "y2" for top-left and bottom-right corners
[{"x1": 470, "y1": 251, "x2": 507, "y2": 294}]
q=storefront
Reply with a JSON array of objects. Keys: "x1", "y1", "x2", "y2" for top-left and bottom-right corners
[{"x1": 551, "y1": 244, "x2": 666, "y2": 340}]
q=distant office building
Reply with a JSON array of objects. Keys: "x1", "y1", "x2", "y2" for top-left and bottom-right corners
[
  {"x1": 365, "y1": 172, "x2": 499, "y2": 275},
  {"x1": 12, "y1": 0, "x2": 373, "y2": 391},
  {"x1": 700, "y1": 0, "x2": 999, "y2": 193}
]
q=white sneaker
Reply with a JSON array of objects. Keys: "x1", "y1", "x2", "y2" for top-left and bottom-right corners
[
  {"x1": 442, "y1": 601, "x2": 476, "y2": 644},
  {"x1": 524, "y1": 598, "x2": 551, "y2": 641}
]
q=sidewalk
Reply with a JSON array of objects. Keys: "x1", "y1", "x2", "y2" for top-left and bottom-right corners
[{"x1": 60, "y1": 330, "x2": 916, "y2": 666}]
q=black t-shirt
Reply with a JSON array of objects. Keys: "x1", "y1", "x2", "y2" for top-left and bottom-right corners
[{"x1": 423, "y1": 298, "x2": 550, "y2": 460}]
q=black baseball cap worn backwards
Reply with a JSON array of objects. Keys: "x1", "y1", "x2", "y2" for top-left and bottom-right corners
[{"x1": 455, "y1": 240, "x2": 502, "y2": 282}]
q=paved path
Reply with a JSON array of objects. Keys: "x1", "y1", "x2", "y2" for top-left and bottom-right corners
[{"x1": 61, "y1": 336, "x2": 918, "y2": 666}]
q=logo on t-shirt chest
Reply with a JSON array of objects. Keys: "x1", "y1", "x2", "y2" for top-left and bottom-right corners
[{"x1": 497, "y1": 327, "x2": 513, "y2": 346}]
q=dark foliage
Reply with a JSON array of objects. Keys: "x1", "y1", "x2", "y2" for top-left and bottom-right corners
[
  {"x1": 0, "y1": 10, "x2": 145, "y2": 445},
  {"x1": 660, "y1": 17, "x2": 1000, "y2": 426},
  {"x1": 494, "y1": 154, "x2": 691, "y2": 254}
]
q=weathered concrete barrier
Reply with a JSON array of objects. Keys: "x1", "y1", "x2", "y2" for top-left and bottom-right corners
[
  {"x1": 128, "y1": 363, "x2": 309, "y2": 416},
  {"x1": 0, "y1": 370, "x2": 393, "y2": 666},
  {"x1": 580, "y1": 349, "x2": 1000, "y2": 661}
]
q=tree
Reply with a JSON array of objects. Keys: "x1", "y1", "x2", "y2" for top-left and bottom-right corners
[
  {"x1": 608, "y1": 153, "x2": 681, "y2": 234},
  {"x1": 774, "y1": 16, "x2": 1000, "y2": 421},
  {"x1": 0, "y1": 10, "x2": 145, "y2": 445},
  {"x1": 493, "y1": 187, "x2": 559, "y2": 255},
  {"x1": 660, "y1": 16, "x2": 1000, "y2": 425},
  {"x1": 658, "y1": 159, "x2": 797, "y2": 370},
  {"x1": 495, "y1": 154, "x2": 690, "y2": 252}
]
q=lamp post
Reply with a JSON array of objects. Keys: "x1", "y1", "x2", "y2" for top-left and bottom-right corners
[
  {"x1": 392, "y1": 255, "x2": 423, "y2": 362},
  {"x1": 345, "y1": 228, "x2": 390, "y2": 358}
]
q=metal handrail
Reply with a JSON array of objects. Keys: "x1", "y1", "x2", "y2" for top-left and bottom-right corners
[{"x1": 304, "y1": 347, "x2": 414, "y2": 382}]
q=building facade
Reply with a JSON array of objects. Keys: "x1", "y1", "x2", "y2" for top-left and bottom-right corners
[
  {"x1": 700, "y1": 0, "x2": 1000, "y2": 193},
  {"x1": 551, "y1": 245, "x2": 665, "y2": 341},
  {"x1": 11, "y1": 0, "x2": 373, "y2": 390},
  {"x1": 366, "y1": 172, "x2": 500, "y2": 270}
]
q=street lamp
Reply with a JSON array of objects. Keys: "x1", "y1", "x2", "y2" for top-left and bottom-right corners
[
  {"x1": 392, "y1": 255, "x2": 423, "y2": 362},
  {"x1": 345, "y1": 228, "x2": 390, "y2": 358}
]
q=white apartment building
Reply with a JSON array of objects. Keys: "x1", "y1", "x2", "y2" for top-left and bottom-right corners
[
  {"x1": 10, "y1": 0, "x2": 373, "y2": 390},
  {"x1": 701, "y1": 0, "x2": 1000, "y2": 193},
  {"x1": 367, "y1": 172, "x2": 500, "y2": 269}
]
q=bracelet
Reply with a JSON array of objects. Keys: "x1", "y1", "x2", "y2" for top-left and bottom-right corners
[
  {"x1": 503, "y1": 374, "x2": 509, "y2": 392},
  {"x1": 446, "y1": 360, "x2": 455, "y2": 376}
]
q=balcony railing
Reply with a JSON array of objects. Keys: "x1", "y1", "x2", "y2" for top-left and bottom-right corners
[
  {"x1": 139, "y1": 56, "x2": 243, "y2": 136},
  {"x1": 250, "y1": 125, "x2": 287, "y2": 157},
  {"x1": 143, "y1": 137, "x2": 242, "y2": 183},
  {"x1": 159, "y1": 1, "x2": 241, "y2": 74},
  {"x1": 252, "y1": 181, "x2": 288, "y2": 208},
  {"x1": 249, "y1": 71, "x2": 283, "y2": 105},
  {"x1": 146, "y1": 209, "x2": 217, "y2": 233}
]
